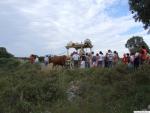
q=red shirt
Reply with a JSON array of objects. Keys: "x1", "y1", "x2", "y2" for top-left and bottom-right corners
[
  {"x1": 141, "y1": 49, "x2": 147, "y2": 60},
  {"x1": 122, "y1": 55, "x2": 128, "y2": 64}
]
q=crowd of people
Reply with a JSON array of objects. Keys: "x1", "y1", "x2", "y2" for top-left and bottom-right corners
[
  {"x1": 122, "y1": 46, "x2": 150, "y2": 69},
  {"x1": 71, "y1": 46, "x2": 150, "y2": 69},
  {"x1": 29, "y1": 46, "x2": 150, "y2": 69},
  {"x1": 29, "y1": 54, "x2": 49, "y2": 66},
  {"x1": 71, "y1": 50, "x2": 119, "y2": 68}
]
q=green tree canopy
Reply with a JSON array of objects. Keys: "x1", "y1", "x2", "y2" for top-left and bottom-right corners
[
  {"x1": 129, "y1": 0, "x2": 150, "y2": 29},
  {"x1": 125, "y1": 36, "x2": 150, "y2": 53},
  {"x1": 0, "y1": 47, "x2": 14, "y2": 58}
]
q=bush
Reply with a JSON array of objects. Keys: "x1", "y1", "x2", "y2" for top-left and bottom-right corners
[
  {"x1": 0, "y1": 58, "x2": 20, "y2": 71},
  {"x1": 0, "y1": 59, "x2": 149, "y2": 113},
  {"x1": 0, "y1": 47, "x2": 14, "y2": 58}
]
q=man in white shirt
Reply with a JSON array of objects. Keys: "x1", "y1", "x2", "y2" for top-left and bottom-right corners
[
  {"x1": 35, "y1": 56, "x2": 39, "y2": 64},
  {"x1": 98, "y1": 51, "x2": 104, "y2": 67},
  {"x1": 72, "y1": 52, "x2": 80, "y2": 68},
  {"x1": 107, "y1": 50, "x2": 113, "y2": 68},
  {"x1": 44, "y1": 55, "x2": 49, "y2": 66}
]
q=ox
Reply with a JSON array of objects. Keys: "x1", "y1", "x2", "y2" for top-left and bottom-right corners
[{"x1": 49, "y1": 55, "x2": 67, "y2": 67}]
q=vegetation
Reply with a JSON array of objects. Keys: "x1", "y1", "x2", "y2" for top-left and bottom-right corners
[
  {"x1": 129, "y1": 0, "x2": 150, "y2": 29},
  {"x1": 125, "y1": 36, "x2": 150, "y2": 53},
  {"x1": 0, "y1": 47, "x2": 14, "y2": 58},
  {"x1": 0, "y1": 57, "x2": 150, "y2": 113}
]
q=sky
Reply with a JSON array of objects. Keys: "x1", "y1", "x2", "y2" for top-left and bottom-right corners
[{"x1": 0, "y1": 0, "x2": 149, "y2": 57}]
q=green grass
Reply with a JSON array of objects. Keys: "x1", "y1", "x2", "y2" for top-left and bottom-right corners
[{"x1": 0, "y1": 58, "x2": 150, "y2": 113}]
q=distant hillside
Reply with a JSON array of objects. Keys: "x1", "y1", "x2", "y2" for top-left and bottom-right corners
[{"x1": 0, "y1": 47, "x2": 14, "y2": 58}]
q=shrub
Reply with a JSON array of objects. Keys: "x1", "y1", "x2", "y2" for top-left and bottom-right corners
[
  {"x1": 0, "y1": 47, "x2": 14, "y2": 58},
  {"x1": 0, "y1": 59, "x2": 149, "y2": 113}
]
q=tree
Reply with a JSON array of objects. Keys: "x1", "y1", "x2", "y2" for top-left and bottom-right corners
[
  {"x1": 129, "y1": 0, "x2": 150, "y2": 29},
  {"x1": 125, "y1": 36, "x2": 150, "y2": 53},
  {"x1": 0, "y1": 47, "x2": 14, "y2": 58}
]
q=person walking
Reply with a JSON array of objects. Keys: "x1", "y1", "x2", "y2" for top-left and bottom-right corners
[
  {"x1": 30, "y1": 54, "x2": 35, "y2": 64},
  {"x1": 134, "y1": 52, "x2": 140, "y2": 69},
  {"x1": 126, "y1": 53, "x2": 130, "y2": 64},
  {"x1": 72, "y1": 52, "x2": 80, "y2": 68},
  {"x1": 85, "y1": 53, "x2": 90, "y2": 68},
  {"x1": 122, "y1": 54, "x2": 128, "y2": 65},
  {"x1": 107, "y1": 50, "x2": 113, "y2": 68},
  {"x1": 140, "y1": 46, "x2": 148, "y2": 64},
  {"x1": 91, "y1": 52, "x2": 97, "y2": 67},
  {"x1": 128, "y1": 53, "x2": 135, "y2": 68},
  {"x1": 35, "y1": 56, "x2": 39, "y2": 64},
  {"x1": 113, "y1": 51, "x2": 119, "y2": 66},
  {"x1": 97, "y1": 51, "x2": 104, "y2": 67},
  {"x1": 104, "y1": 53, "x2": 108, "y2": 68},
  {"x1": 80, "y1": 54, "x2": 86, "y2": 68},
  {"x1": 44, "y1": 55, "x2": 49, "y2": 66},
  {"x1": 96, "y1": 53, "x2": 100, "y2": 67}
]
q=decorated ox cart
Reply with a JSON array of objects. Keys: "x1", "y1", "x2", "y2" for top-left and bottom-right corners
[{"x1": 65, "y1": 39, "x2": 93, "y2": 68}]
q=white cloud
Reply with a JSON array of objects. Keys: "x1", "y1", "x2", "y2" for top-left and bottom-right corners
[{"x1": 0, "y1": 0, "x2": 149, "y2": 57}]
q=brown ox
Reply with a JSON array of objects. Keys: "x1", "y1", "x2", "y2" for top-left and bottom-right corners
[{"x1": 49, "y1": 55, "x2": 67, "y2": 67}]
